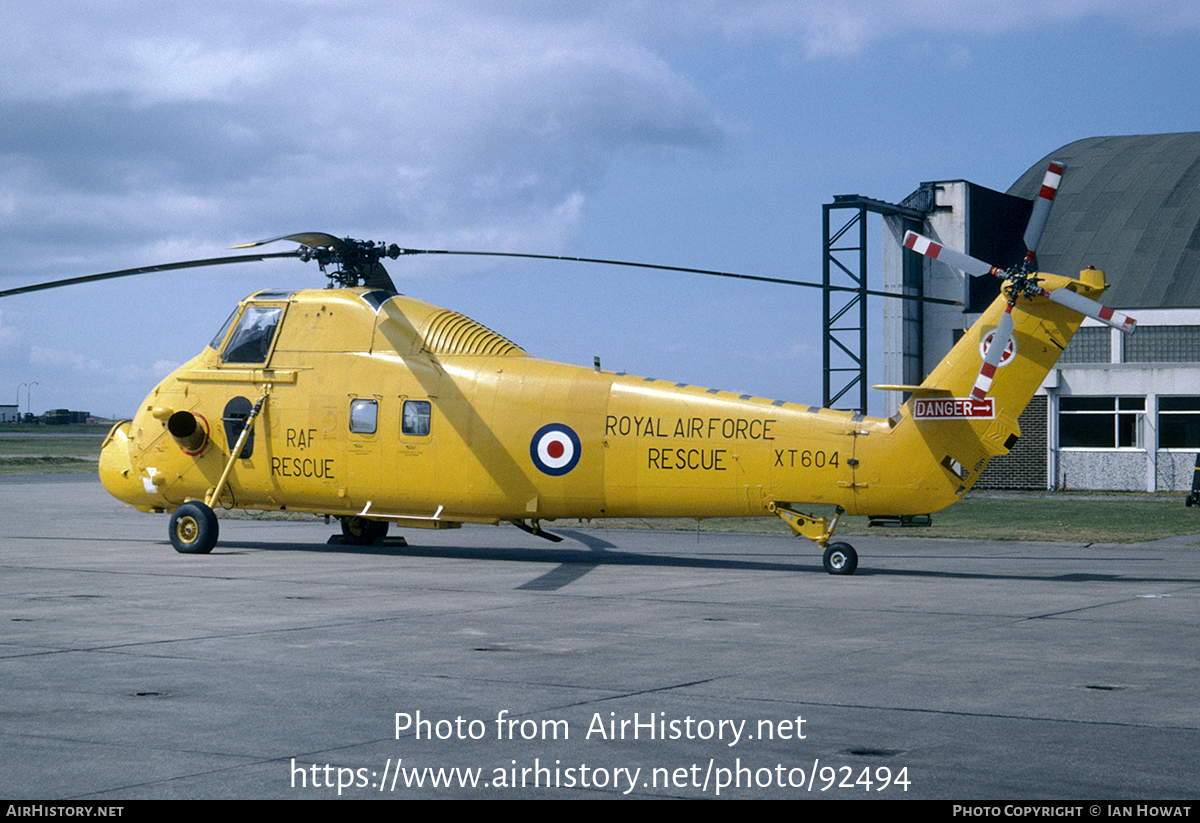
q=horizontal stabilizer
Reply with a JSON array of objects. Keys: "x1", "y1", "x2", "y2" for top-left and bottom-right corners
[{"x1": 873, "y1": 384, "x2": 953, "y2": 397}]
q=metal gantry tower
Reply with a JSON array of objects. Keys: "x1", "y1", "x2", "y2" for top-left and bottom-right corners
[{"x1": 822, "y1": 194, "x2": 928, "y2": 413}]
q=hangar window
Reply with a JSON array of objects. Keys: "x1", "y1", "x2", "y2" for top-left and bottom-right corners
[
  {"x1": 1158, "y1": 397, "x2": 1200, "y2": 449},
  {"x1": 1060, "y1": 327, "x2": 1110, "y2": 364},
  {"x1": 402, "y1": 400, "x2": 431, "y2": 436},
  {"x1": 222, "y1": 306, "x2": 283, "y2": 364},
  {"x1": 349, "y1": 399, "x2": 378, "y2": 434},
  {"x1": 1059, "y1": 396, "x2": 1143, "y2": 449},
  {"x1": 1125, "y1": 326, "x2": 1200, "y2": 363}
]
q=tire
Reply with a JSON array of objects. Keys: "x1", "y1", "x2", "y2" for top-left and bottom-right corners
[
  {"x1": 822, "y1": 542, "x2": 858, "y2": 575},
  {"x1": 169, "y1": 501, "x2": 219, "y2": 554},
  {"x1": 341, "y1": 516, "x2": 389, "y2": 545}
]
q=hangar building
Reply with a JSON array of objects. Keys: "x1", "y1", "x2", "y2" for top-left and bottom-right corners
[{"x1": 880, "y1": 132, "x2": 1200, "y2": 492}]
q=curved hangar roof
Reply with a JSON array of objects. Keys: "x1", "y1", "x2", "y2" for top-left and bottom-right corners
[{"x1": 1007, "y1": 132, "x2": 1200, "y2": 309}]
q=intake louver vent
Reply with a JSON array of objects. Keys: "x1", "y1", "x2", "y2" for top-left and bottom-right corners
[{"x1": 420, "y1": 309, "x2": 526, "y2": 356}]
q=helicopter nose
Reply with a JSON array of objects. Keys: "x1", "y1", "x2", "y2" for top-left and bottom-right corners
[{"x1": 99, "y1": 421, "x2": 156, "y2": 509}]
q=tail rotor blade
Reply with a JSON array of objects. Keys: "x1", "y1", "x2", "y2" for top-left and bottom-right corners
[
  {"x1": 971, "y1": 302, "x2": 1015, "y2": 401},
  {"x1": 1023, "y1": 161, "x2": 1064, "y2": 261},
  {"x1": 903, "y1": 231, "x2": 1002, "y2": 278},
  {"x1": 1045, "y1": 286, "x2": 1137, "y2": 334}
]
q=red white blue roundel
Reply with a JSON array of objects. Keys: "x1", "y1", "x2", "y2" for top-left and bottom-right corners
[
  {"x1": 530, "y1": 423, "x2": 581, "y2": 476},
  {"x1": 979, "y1": 330, "x2": 1016, "y2": 366}
]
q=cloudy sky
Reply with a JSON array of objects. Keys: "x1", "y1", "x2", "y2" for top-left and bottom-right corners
[{"x1": 3, "y1": 1, "x2": 1199, "y2": 418}]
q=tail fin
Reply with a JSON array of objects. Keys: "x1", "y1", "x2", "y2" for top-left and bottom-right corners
[
  {"x1": 861, "y1": 269, "x2": 1112, "y2": 515},
  {"x1": 909, "y1": 268, "x2": 1107, "y2": 463}
]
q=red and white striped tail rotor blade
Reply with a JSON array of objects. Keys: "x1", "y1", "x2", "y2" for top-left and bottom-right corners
[
  {"x1": 1045, "y1": 286, "x2": 1137, "y2": 334},
  {"x1": 903, "y1": 231, "x2": 1001, "y2": 278},
  {"x1": 1023, "y1": 161, "x2": 1064, "y2": 258},
  {"x1": 971, "y1": 302, "x2": 1015, "y2": 401}
]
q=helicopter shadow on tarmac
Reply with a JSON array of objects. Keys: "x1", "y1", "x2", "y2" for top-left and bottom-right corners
[{"x1": 191, "y1": 526, "x2": 1200, "y2": 589}]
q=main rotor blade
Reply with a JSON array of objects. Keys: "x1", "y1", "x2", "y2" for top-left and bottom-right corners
[
  {"x1": 1023, "y1": 160, "x2": 1064, "y2": 259},
  {"x1": 0, "y1": 250, "x2": 303, "y2": 299},
  {"x1": 393, "y1": 247, "x2": 963, "y2": 306},
  {"x1": 231, "y1": 233, "x2": 346, "y2": 253},
  {"x1": 903, "y1": 231, "x2": 1001, "y2": 278}
]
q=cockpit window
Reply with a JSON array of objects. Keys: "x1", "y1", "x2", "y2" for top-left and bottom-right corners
[
  {"x1": 210, "y1": 307, "x2": 239, "y2": 351},
  {"x1": 221, "y1": 306, "x2": 283, "y2": 364}
]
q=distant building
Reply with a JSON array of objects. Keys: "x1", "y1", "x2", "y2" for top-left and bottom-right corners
[
  {"x1": 883, "y1": 132, "x2": 1200, "y2": 492},
  {"x1": 0, "y1": 404, "x2": 17, "y2": 423},
  {"x1": 40, "y1": 409, "x2": 94, "y2": 425}
]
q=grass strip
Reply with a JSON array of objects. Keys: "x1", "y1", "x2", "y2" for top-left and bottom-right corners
[{"x1": 0, "y1": 456, "x2": 99, "y2": 475}]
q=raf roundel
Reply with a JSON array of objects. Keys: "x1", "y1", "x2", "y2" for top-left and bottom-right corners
[
  {"x1": 979, "y1": 329, "x2": 1016, "y2": 367},
  {"x1": 530, "y1": 423, "x2": 582, "y2": 476}
]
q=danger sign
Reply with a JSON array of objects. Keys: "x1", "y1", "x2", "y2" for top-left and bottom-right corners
[{"x1": 912, "y1": 397, "x2": 995, "y2": 420}]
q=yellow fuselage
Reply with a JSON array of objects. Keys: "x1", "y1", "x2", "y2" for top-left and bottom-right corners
[{"x1": 100, "y1": 274, "x2": 1096, "y2": 528}]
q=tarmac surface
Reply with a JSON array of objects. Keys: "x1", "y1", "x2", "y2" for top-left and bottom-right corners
[{"x1": 3, "y1": 475, "x2": 1199, "y2": 800}]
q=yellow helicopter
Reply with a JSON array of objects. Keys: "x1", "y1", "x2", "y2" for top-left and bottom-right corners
[{"x1": 2, "y1": 163, "x2": 1135, "y2": 574}]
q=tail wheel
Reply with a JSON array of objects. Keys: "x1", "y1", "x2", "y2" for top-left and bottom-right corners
[
  {"x1": 169, "y1": 501, "x2": 219, "y2": 554},
  {"x1": 822, "y1": 542, "x2": 858, "y2": 575},
  {"x1": 341, "y1": 516, "x2": 389, "y2": 545}
]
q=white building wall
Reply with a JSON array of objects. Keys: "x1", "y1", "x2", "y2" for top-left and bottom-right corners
[
  {"x1": 882, "y1": 181, "x2": 971, "y2": 416},
  {"x1": 1048, "y1": 312, "x2": 1200, "y2": 492},
  {"x1": 1056, "y1": 451, "x2": 1146, "y2": 492}
]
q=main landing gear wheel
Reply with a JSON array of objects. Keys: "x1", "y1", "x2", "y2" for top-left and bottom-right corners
[
  {"x1": 822, "y1": 542, "x2": 858, "y2": 575},
  {"x1": 341, "y1": 516, "x2": 389, "y2": 545},
  {"x1": 169, "y1": 501, "x2": 219, "y2": 554}
]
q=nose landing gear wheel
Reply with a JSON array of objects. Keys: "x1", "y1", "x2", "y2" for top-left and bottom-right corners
[
  {"x1": 822, "y1": 542, "x2": 858, "y2": 575},
  {"x1": 169, "y1": 501, "x2": 219, "y2": 554}
]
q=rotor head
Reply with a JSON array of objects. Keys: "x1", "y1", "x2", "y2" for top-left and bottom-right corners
[{"x1": 234, "y1": 234, "x2": 401, "y2": 291}]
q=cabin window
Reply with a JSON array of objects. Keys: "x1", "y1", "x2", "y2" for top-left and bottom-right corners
[
  {"x1": 349, "y1": 399, "x2": 377, "y2": 434},
  {"x1": 1059, "y1": 396, "x2": 1143, "y2": 449},
  {"x1": 402, "y1": 400, "x2": 431, "y2": 436},
  {"x1": 1158, "y1": 397, "x2": 1200, "y2": 449},
  {"x1": 222, "y1": 305, "x2": 283, "y2": 364}
]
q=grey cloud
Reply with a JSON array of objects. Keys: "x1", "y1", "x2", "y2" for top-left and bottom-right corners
[{"x1": 2, "y1": 4, "x2": 728, "y2": 258}]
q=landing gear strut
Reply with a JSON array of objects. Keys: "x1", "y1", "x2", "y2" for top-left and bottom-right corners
[
  {"x1": 170, "y1": 390, "x2": 266, "y2": 556},
  {"x1": 770, "y1": 503, "x2": 859, "y2": 575}
]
